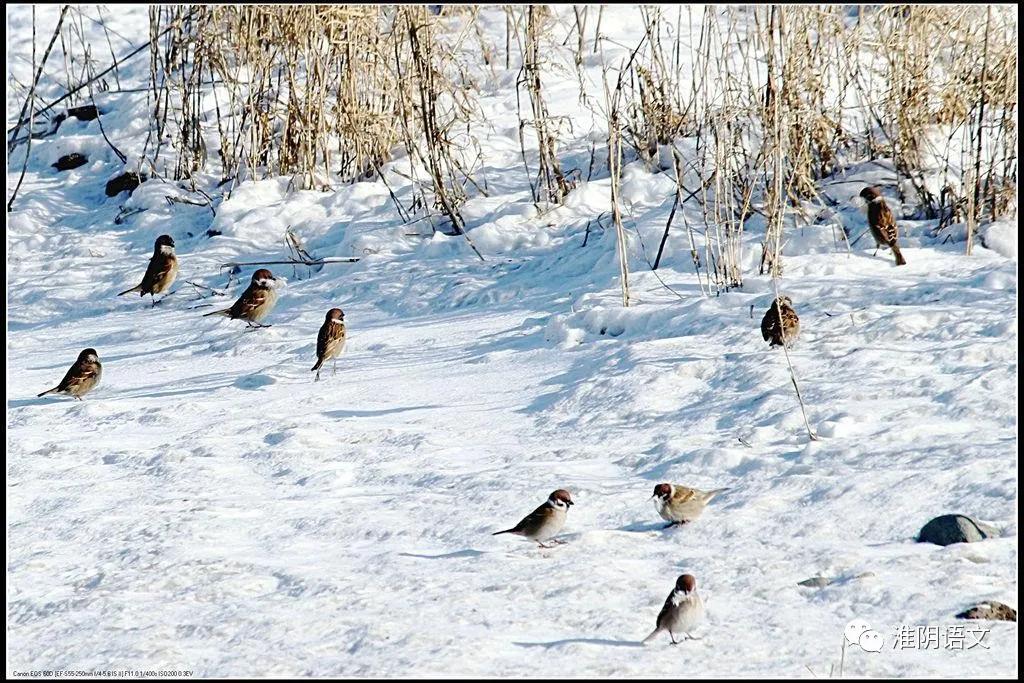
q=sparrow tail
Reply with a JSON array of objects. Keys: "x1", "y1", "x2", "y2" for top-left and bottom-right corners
[
  {"x1": 37, "y1": 387, "x2": 57, "y2": 397},
  {"x1": 641, "y1": 628, "x2": 662, "y2": 645},
  {"x1": 202, "y1": 308, "x2": 231, "y2": 317},
  {"x1": 891, "y1": 243, "x2": 907, "y2": 266},
  {"x1": 311, "y1": 357, "x2": 324, "y2": 372},
  {"x1": 117, "y1": 284, "x2": 142, "y2": 296},
  {"x1": 491, "y1": 528, "x2": 517, "y2": 536}
]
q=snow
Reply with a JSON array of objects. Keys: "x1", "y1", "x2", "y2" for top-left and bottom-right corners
[{"x1": 6, "y1": 5, "x2": 1018, "y2": 678}]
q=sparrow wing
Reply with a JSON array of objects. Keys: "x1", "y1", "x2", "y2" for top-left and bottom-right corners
[
  {"x1": 760, "y1": 305, "x2": 777, "y2": 341},
  {"x1": 229, "y1": 285, "x2": 272, "y2": 319},
  {"x1": 782, "y1": 305, "x2": 800, "y2": 334},
  {"x1": 316, "y1": 320, "x2": 346, "y2": 360},
  {"x1": 870, "y1": 201, "x2": 899, "y2": 245},
  {"x1": 510, "y1": 502, "x2": 552, "y2": 534},
  {"x1": 139, "y1": 252, "x2": 177, "y2": 294},
  {"x1": 655, "y1": 591, "x2": 677, "y2": 630},
  {"x1": 670, "y1": 486, "x2": 700, "y2": 506},
  {"x1": 58, "y1": 360, "x2": 101, "y2": 393}
]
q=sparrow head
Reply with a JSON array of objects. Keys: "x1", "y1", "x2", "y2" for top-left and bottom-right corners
[
  {"x1": 78, "y1": 348, "x2": 99, "y2": 362},
  {"x1": 676, "y1": 574, "x2": 697, "y2": 594},
  {"x1": 652, "y1": 483, "x2": 672, "y2": 500},
  {"x1": 776, "y1": 295, "x2": 793, "y2": 308},
  {"x1": 251, "y1": 268, "x2": 277, "y2": 287},
  {"x1": 859, "y1": 186, "x2": 882, "y2": 203},
  {"x1": 548, "y1": 489, "x2": 574, "y2": 509},
  {"x1": 326, "y1": 307, "x2": 345, "y2": 322},
  {"x1": 155, "y1": 234, "x2": 175, "y2": 250}
]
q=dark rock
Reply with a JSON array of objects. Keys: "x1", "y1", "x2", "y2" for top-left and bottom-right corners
[
  {"x1": 798, "y1": 576, "x2": 833, "y2": 588},
  {"x1": 957, "y1": 602, "x2": 1016, "y2": 622},
  {"x1": 918, "y1": 514, "x2": 998, "y2": 546},
  {"x1": 67, "y1": 104, "x2": 100, "y2": 121},
  {"x1": 105, "y1": 172, "x2": 146, "y2": 198},
  {"x1": 52, "y1": 153, "x2": 89, "y2": 171},
  {"x1": 206, "y1": 229, "x2": 222, "y2": 238}
]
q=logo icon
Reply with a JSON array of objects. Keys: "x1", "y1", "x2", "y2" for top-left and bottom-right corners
[{"x1": 845, "y1": 619, "x2": 884, "y2": 652}]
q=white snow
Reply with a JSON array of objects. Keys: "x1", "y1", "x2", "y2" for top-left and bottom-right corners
[{"x1": 6, "y1": 5, "x2": 1018, "y2": 678}]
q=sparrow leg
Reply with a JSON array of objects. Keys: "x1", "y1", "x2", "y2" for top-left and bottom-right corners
[
  {"x1": 669, "y1": 632, "x2": 679, "y2": 645},
  {"x1": 536, "y1": 541, "x2": 551, "y2": 549},
  {"x1": 872, "y1": 246, "x2": 879, "y2": 257},
  {"x1": 333, "y1": 358, "x2": 338, "y2": 376},
  {"x1": 314, "y1": 370, "x2": 321, "y2": 382},
  {"x1": 684, "y1": 633, "x2": 701, "y2": 640}
]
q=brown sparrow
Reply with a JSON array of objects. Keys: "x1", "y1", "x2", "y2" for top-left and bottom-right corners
[
  {"x1": 643, "y1": 574, "x2": 704, "y2": 645},
  {"x1": 37, "y1": 348, "x2": 102, "y2": 400},
  {"x1": 860, "y1": 187, "x2": 907, "y2": 266},
  {"x1": 652, "y1": 483, "x2": 729, "y2": 528},
  {"x1": 203, "y1": 268, "x2": 279, "y2": 327},
  {"x1": 117, "y1": 234, "x2": 179, "y2": 305},
  {"x1": 760, "y1": 296, "x2": 800, "y2": 348},
  {"x1": 492, "y1": 489, "x2": 574, "y2": 548},
  {"x1": 311, "y1": 308, "x2": 347, "y2": 381}
]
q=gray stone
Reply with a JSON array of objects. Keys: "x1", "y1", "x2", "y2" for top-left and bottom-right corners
[
  {"x1": 917, "y1": 514, "x2": 998, "y2": 546},
  {"x1": 797, "y1": 576, "x2": 833, "y2": 588},
  {"x1": 956, "y1": 602, "x2": 1016, "y2": 622}
]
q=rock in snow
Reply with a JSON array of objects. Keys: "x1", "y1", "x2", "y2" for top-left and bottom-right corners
[
  {"x1": 918, "y1": 514, "x2": 999, "y2": 546},
  {"x1": 956, "y1": 602, "x2": 1017, "y2": 622}
]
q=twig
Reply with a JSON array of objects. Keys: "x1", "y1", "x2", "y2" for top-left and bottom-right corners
[
  {"x1": 6, "y1": 8, "x2": 196, "y2": 133},
  {"x1": 184, "y1": 280, "x2": 226, "y2": 299},
  {"x1": 220, "y1": 258, "x2": 360, "y2": 269},
  {"x1": 7, "y1": 6, "x2": 68, "y2": 151},
  {"x1": 7, "y1": 7, "x2": 40, "y2": 212}
]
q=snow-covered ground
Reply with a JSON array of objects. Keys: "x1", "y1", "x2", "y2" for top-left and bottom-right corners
[{"x1": 6, "y1": 5, "x2": 1018, "y2": 678}]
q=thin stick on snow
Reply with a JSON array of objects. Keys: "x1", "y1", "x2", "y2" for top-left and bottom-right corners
[
  {"x1": 6, "y1": 9, "x2": 196, "y2": 133},
  {"x1": 184, "y1": 280, "x2": 227, "y2": 297},
  {"x1": 765, "y1": 6, "x2": 816, "y2": 442},
  {"x1": 7, "y1": 8, "x2": 40, "y2": 212},
  {"x1": 7, "y1": 6, "x2": 67, "y2": 152},
  {"x1": 220, "y1": 258, "x2": 361, "y2": 269}
]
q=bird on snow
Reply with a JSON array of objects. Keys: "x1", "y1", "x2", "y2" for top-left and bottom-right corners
[
  {"x1": 117, "y1": 234, "x2": 179, "y2": 305},
  {"x1": 311, "y1": 307, "x2": 347, "y2": 381},
  {"x1": 37, "y1": 348, "x2": 103, "y2": 400},
  {"x1": 860, "y1": 186, "x2": 907, "y2": 266},
  {"x1": 203, "y1": 268, "x2": 279, "y2": 327},
  {"x1": 651, "y1": 483, "x2": 729, "y2": 528},
  {"x1": 642, "y1": 574, "x2": 705, "y2": 645},
  {"x1": 492, "y1": 489, "x2": 574, "y2": 548},
  {"x1": 760, "y1": 296, "x2": 800, "y2": 348}
]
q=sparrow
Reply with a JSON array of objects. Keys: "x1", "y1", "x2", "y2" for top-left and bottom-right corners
[
  {"x1": 117, "y1": 234, "x2": 179, "y2": 305},
  {"x1": 652, "y1": 483, "x2": 729, "y2": 528},
  {"x1": 203, "y1": 268, "x2": 279, "y2": 327},
  {"x1": 37, "y1": 348, "x2": 102, "y2": 400},
  {"x1": 492, "y1": 489, "x2": 574, "y2": 548},
  {"x1": 760, "y1": 296, "x2": 800, "y2": 348},
  {"x1": 642, "y1": 574, "x2": 705, "y2": 645},
  {"x1": 311, "y1": 308, "x2": 347, "y2": 381},
  {"x1": 859, "y1": 187, "x2": 907, "y2": 266}
]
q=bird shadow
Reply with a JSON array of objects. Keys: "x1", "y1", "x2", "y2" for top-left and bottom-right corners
[
  {"x1": 616, "y1": 521, "x2": 672, "y2": 533},
  {"x1": 514, "y1": 638, "x2": 643, "y2": 649},
  {"x1": 8, "y1": 396, "x2": 74, "y2": 408},
  {"x1": 398, "y1": 549, "x2": 487, "y2": 560},
  {"x1": 322, "y1": 405, "x2": 445, "y2": 419}
]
